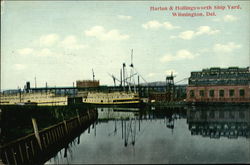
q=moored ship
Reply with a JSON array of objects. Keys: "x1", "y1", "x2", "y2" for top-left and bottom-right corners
[
  {"x1": 0, "y1": 92, "x2": 68, "y2": 106},
  {"x1": 82, "y1": 91, "x2": 141, "y2": 107}
]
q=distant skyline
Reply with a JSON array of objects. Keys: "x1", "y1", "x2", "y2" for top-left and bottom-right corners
[{"x1": 1, "y1": 1, "x2": 250, "y2": 90}]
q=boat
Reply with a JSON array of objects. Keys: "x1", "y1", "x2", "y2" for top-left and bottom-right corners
[
  {"x1": 0, "y1": 92, "x2": 68, "y2": 106},
  {"x1": 82, "y1": 91, "x2": 141, "y2": 107}
]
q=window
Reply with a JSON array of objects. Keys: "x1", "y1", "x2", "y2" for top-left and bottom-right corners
[
  {"x1": 209, "y1": 90, "x2": 214, "y2": 97},
  {"x1": 219, "y1": 111, "x2": 224, "y2": 119},
  {"x1": 219, "y1": 90, "x2": 224, "y2": 97},
  {"x1": 199, "y1": 90, "x2": 205, "y2": 97},
  {"x1": 209, "y1": 111, "x2": 215, "y2": 118},
  {"x1": 229, "y1": 89, "x2": 234, "y2": 97},
  {"x1": 239, "y1": 89, "x2": 245, "y2": 96},
  {"x1": 190, "y1": 90, "x2": 195, "y2": 98},
  {"x1": 239, "y1": 112, "x2": 245, "y2": 119}
]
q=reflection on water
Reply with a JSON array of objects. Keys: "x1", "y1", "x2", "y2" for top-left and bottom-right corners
[
  {"x1": 46, "y1": 106, "x2": 250, "y2": 164},
  {"x1": 187, "y1": 106, "x2": 250, "y2": 139}
]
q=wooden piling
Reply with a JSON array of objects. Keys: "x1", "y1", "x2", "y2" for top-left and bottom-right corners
[
  {"x1": 63, "y1": 120, "x2": 68, "y2": 134},
  {"x1": 4, "y1": 151, "x2": 10, "y2": 165},
  {"x1": 0, "y1": 109, "x2": 97, "y2": 165},
  {"x1": 31, "y1": 118, "x2": 42, "y2": 151},
  {"x1": 25, "y1": 142, "x2": 29, "y2": 161},
  {"x1": 18, "y1": 144, "x2": 24, "y2": 163},
  {"x1": 30, "y1": 140, "x2": 35, "y2": 156},
  {"x1": 11, "y1": 148, "x2": 17, "y2": 165}
]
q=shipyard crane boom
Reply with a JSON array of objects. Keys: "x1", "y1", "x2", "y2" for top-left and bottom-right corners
[
  {"x1": 175, "y1": 77, "x2": 189, "y2": 84},
  {"x1": 108, "y1": 73, "x2": 137, "y2": 85}
]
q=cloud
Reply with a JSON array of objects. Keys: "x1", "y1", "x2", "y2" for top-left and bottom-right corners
[
  {"x1": 147, "y1": 72, "x2": 158, "y2": 78},
  {"x1": 223, "y1": 15, "x2": 238, "y2": 22},
  {"x1": 178, "y1": 30, "x2": 195, "y2": 40},
  {"x1": 213, "y1": 42, "x2": 241, "y2": 53},
  {"x1": 36, "y1": 48, "x2": 60, "y2": 57},
  {"x1": 160, "y1": 49, "x2": 196, "y2": 63},
  {"x1": 60, "y1": 35, "x2": 87, "y2": 50},
  {"x1": 171, "y1": 26, "x2": 219, "y2": 40},
  {"x1": 212, "y1": 15, "x2": 238, "y2": 22},
  {"x1": 117, "y1": 15, "x2": 132, "y2": 20},
  {"x1": 13, "y1": 64, "x2": 26, "y2": 70},
  {"x1": 85, "y1": 26, "x2": 129, "y2": 41},
  {"x1": 142, "y1": 20, "x2": 179, "y2": 30},
  {"x1": 165, "y1": 69, "x2": 178, "y2": 76},
  {"x1": 39, "y1": 34, "x2": 59, "y2": 47},
  {"x1": 17, "y1": 48, "x2": 33, "y2": 55}
]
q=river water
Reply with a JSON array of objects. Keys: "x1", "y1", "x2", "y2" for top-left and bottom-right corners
[{"x1": 45, "y1": 106, "x2": 250, "y2": 164}]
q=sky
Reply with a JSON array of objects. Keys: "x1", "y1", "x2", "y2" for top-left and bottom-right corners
[{"x1": 1, "y1": 1, "x2": 250, "y2": 90}]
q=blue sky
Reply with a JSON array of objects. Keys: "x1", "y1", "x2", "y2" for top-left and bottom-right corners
[{"x1": 1, "y1": 1, "x2": 249, "y2": 90}]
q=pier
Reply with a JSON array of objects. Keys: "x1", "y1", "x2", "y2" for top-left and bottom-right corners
[{"x1": 0, "y1": 109, "x2": 97, "y2": 165}]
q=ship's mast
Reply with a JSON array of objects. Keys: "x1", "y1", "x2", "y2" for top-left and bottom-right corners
[
  {"x1": 92, "y1": 69, "x2": 95, "y2": 81},
  {"x1": 122, "y1": 63, "x2": 126, "y2": 91}
]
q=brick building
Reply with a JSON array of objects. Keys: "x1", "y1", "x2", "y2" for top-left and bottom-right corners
[
  {"x1": 186, "y1": 67, "x2": 250, "y2": 103},
  {"x1": 76, "y1": 80, "x2": 100, "y2": 88}
]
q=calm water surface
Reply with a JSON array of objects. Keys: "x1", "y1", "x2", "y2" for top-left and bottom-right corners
[{"x1": 46, "y1": 106, "x2": 250, "y2": 164}]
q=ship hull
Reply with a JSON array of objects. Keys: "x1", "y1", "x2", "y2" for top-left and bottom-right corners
[{"x1": 82, "y1": 102, "x2": 145, "y2": 108}]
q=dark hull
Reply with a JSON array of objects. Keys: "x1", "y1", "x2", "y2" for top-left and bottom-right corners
[{"x1": 82, "y1": 102, "x2": 145, "y2": 108}]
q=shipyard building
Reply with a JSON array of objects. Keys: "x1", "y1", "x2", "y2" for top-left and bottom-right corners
[
  {"x1": 76, "y1": 80, "x2": 99, "y2": 88},
  {"x1": 186, "y1": 67, "x2": 250, "y2": 103}
]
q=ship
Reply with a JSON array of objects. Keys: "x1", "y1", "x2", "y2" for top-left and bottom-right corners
[
  {"x1": 82, "y1": 91, "x2": 141, "y2": 107},
  {"x1": 0, "y1": 91, "x2": 68, "y2": 106},
  {"x1": 79, "y1": 49, "x2": 144, "y2": 107}
]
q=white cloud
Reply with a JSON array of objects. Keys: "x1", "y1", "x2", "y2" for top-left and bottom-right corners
[
  {"x1": 117, "y1": 15, "x2": 132, "y2": 20},
  {"x1": 142, "y1": 20, "x2": 179, "y2": 30},
  {"x1": 36, "y1": 48, "x2": 60, "y2": 57},
  {"x1": 142, "y1": 20, "x2": 162, "y2": 29},
  {"x1": 147, "y1": 72, "x2": 157, "y2": 78},
  {"x1": 60, "y1": 35, "x2": 87, "y2": 50},
  {"x1": 213, "y1": 15, "x2": 238, "y2": 22},
  {"x1": 171, "y1": 26, "x2": 219, "y2": 40},
  {"x1": 85, "y1": 26, "x2": 129, "y2": 41},
  {"x1": 17, "y1": 48, "x2": 33, "y2": 55},
  {"x1": 160, "y1": 49, "x2": 196, "y2": 63},
  {"x1": 178, "y1": 30, "x2": 195, "y2": 40},
  {"x1": 196, "y1": 26, "x2": 219, "y2": 35},
  {"x1": 165, "y1": 69, "x2": 178, "y2": 76},
  {"x1": 39, "y1": 34, "x2": 59, "y2": 47},
  {"x1": 213, "y1": 42, "x2": 241, "y2": 53},
  {"x1": 13, "y1": 64, "x2": 26, "y2": 70},
  {"x1": 223, "y1": 15, "x2": 238, "y2": 22}
]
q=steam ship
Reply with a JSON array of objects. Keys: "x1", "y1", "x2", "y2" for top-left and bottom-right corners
[
  {"x1": 82, "y1": 91, "x2": 141, "y2": 107},
  {"x1": 0, "y1": 92, "x2": 67, "y2": 106}
]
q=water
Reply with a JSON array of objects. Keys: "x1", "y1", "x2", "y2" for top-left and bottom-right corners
[{"x1": 46, "y1": 106, "x2": 250, "y2": 164}]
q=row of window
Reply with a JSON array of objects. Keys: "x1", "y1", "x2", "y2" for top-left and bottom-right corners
[{"x1": 190, "y1": 89, "x2": 245, "y2": 98}]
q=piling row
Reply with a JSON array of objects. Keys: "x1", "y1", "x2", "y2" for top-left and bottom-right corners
[{"x1": 0, "y1": 109, "x2": 98, "y2": 165}]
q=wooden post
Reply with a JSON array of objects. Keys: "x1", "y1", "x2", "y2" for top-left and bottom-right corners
[
  {"x1": 18, "y1": 144, "x2": 24, "y2": 163},
  {"x1": 87, "y1": 110, "x2": 90, "y2": 120},
  {"x1": 4, "y1": 151, "x2": 10, "y2": 165},
  {"x1": 11, "y1": 148, "x2": 17, "y2": 165},
  {"x1": 76, "y1": 109, "x2": 81, "y2": 126},
  {"x1": 31, "y1": 118, "x2": 42, "y2": 150},
  {"x1": 63, "y1": 120, "x2": 68, "y2": 134},
  {"x1": 30, "y1": 140, "x2": 35, "y2": 156},
  {"x1": 25, "y1": 142, "x2": 29, "y2": 161}
]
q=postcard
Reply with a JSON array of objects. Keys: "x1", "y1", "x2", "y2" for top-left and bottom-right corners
[{"x1": 1, "y1": 0, "x2": 249, "y2": 164}]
